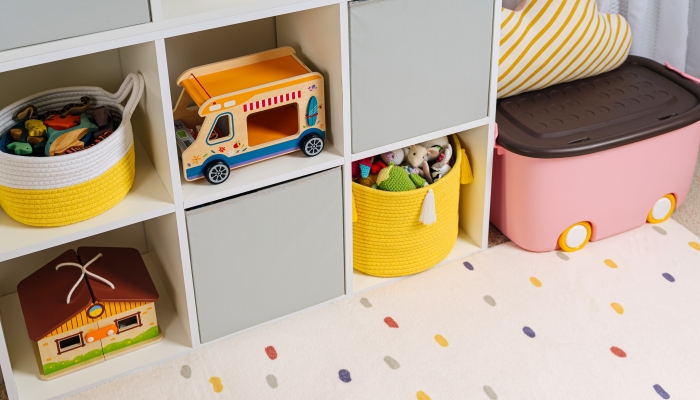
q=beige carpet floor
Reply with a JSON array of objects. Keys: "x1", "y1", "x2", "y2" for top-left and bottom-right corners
[{"x1": 21, "y1": 219, "x2": 689, "y2": 400}]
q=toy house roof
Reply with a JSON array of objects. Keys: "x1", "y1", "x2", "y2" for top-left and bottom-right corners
[
  {"x1": 17, "y1": 247, "x2": 159, "y2": 342},
  {"x1": 177, "y1": 47, "x2": 311, "y2": 107}
]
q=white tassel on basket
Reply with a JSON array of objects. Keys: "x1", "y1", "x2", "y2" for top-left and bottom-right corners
[{"x1": 420, "y1": 189, "x2": 437, "y2": 225}]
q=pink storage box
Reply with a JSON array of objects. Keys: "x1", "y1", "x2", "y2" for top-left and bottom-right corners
[{"x1": 491, "y1": 56, "x2": 700, "y2": 252}]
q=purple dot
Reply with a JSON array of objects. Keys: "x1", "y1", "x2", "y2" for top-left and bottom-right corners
[
  {"x1": 338, "y1": 369, "x2": 351, "y2": 383},
  {"x1": 662, "y1": 273, "x2": 675, "y2": 282},
  {"x1": 653, "y1": 384, "x2": 670, "y2": 399},
  {"x1": 523, "y1": 326, "x2": 536, "y2": 338},
  {"x1": 463, "y1": 262, "x2": 474, "y2": 271}
]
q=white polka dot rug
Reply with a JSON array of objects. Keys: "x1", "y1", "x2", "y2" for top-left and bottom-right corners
[{"x1": 68, "y1": 219, "x2": 700, "y2": 400}]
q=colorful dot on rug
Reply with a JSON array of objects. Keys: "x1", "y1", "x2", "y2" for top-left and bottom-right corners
[
  {"x1": 611, "y1": 303, "x2": 624, "y2": 315},
  {"x1": 690, "y1": 242, "x2": 700, "y2": 250},
  {"x1": 180, "y1": 365, "x2": 191, "y2": 379},
  {"x1": 434, "y1": 335, "x2": 449, "y2": 347},
  {"x1": 483, "y1": 385, "x2": 499, "y2": 399},
  {"x1": 653, "y1": 384, "x2": 670, "y2": 399},
  {"x1": 483, "y1": 295, "x2": 496, "y2": 306},
  {"x1": 523, "y1": 327, "x2": 536, "y2": 338},
  {"x1": 265, "y1": 346, "x2": 278, "y2": 360},
  {"x1": 530, "y1": 277, "x2": 542, "y2": 287},
  {"x1": 653, "y1": 226, "x2": 667, "y2": 235},
  {"x1": 662, "y1": 273, "x2": 675, "y2": 282},
  {"x1": 605, "y1": 259, "x2": 618, "y2": 269},
  {"x1": 610, "y1": 346, "x2": 627, "y2": 358},
  {"x1": 338, "y1": 369, "x2": 352, "y2": 383},
  {"x1": 266, "y1": 374, "x2": 278, "y2": 389},
  {"x1": 360, "y1": 298, "x2": 372, "y2": 308},
  {"x1": 384, "y1": 317, "x2": 399, "y2": 328},
  {"x1": 416, "y1": 391, "x2": 431, "y2": 400},
  {"x1": 384, "y1": 356, "x2": 400, "y2": 369},
  {"x1": 556, "y1": 252, "x2": 569, "y2": 261},
  {"x1": 209, "y1": 377, "x2": 224, "y2": 393},
  {"x1": 464, "y1": 262, "x2": 474, "y2": 270}
]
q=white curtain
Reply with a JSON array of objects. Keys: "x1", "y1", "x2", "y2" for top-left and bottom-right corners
[{"x1": 597, "y1": 0, "x2": 700, "y2": 76}]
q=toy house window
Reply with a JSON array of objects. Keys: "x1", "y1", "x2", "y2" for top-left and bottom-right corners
[
  {"x1": 56, "y1": 333, "x2": 83, "y2": 354},
  {"x1": 208, "y1": 113, "x2": 233, "y2": 142},
  {"x1": 116, "y1": 313, "x2": 142, "y2": 333},
  {"x1": 246, "y1": 103, "x2": 299, "y2": 147}
]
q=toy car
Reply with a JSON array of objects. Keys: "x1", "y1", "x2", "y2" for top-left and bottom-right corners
[{"x1": 173, "y1": 47, "x2": 326, "y2": 184}]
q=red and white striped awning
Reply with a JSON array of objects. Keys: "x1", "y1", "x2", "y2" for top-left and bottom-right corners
[{"x1": 243, "y1": 90, "x2": 303, "y2": 113}]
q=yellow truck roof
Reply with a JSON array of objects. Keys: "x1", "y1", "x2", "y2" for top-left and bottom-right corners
[{"x1": 177, "y1": 47, "x2": 311, "y2": 107}]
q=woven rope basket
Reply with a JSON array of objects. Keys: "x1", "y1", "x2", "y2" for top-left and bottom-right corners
[
  {"x1": 0, "y1": 73, "x2": 144, "y2": 227},
  {"x1": 352, "y1": 135, "x2": 469, "y2": 277}
]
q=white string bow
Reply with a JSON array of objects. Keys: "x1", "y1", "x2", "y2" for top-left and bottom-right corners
[{"x1": 55, "y1": 253, "x2": 115, "y2": 304}]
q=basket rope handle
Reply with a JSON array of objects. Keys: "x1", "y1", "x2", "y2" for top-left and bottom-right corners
[{"x1": 111, "y1": 73, "x2": 145, "y2": 120}]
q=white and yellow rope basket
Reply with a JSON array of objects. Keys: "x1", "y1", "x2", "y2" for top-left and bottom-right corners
[
  {"x1": 0, "y1": 73, "x2": 144, "y2": 227},
  {"x1": 352, "y1": 135, "x2": 472, "y2": 278}
]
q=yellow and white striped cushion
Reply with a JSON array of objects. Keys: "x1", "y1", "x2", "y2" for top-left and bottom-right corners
[{"x1": 498, "y1": 0, "x2": 632, "y2": 99}]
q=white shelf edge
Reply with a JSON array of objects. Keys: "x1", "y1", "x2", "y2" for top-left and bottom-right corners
[
  {"x1": 0, "y1": 136, "x2": 176, "y2": 264},
  {"x1": 350, "y1": 117, "x2": 491, "y2": 161},
  {"x1": 0, "y1": 253, "x2": 192, "y2": 400},
  {"x1": 181, "y1": 146, "x2": 344, "y2": 209},
  {"x1": 352, "y1": 228, "x2": 483, "y2": 294},
  {"x1": 0, "y1": 0, "x2": 347, "y2": 74}
]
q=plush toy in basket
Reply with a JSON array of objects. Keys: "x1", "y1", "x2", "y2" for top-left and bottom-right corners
[
  {"x1": 0, "y1": 73, "x2": 144, "y2": 227},
  {"x1": 172, "y1": 47, "x2": 327, "y2": 185},
  {"x1": 352, "y1": 135, "x2": 474, "y2": 278}
]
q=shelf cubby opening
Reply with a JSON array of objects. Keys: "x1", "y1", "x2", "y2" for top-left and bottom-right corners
[
  {"x1": 0, "y1": 42, "x2": 176, "y2": 263},
  {"x1": 351, "y1": 124, "x2": 492, "y2": 293},
  {"x1": 0, "y1": 214, "x2": 194, "y2": 400},
  {"x1": 163, "y1": 4, "x2": 345, "y2": 208}
]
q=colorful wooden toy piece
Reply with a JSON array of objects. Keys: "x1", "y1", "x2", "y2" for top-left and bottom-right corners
[
  {"x1": 173, "y1": 47, "x2": 326, "y2": 185},
  {"x1": 44, "y1": 114, "x2": 81, "y2": 131},
  {"x1": 16, "y1": 247, "x2": 162, "y2": 380},
  {"x1": 45, "y1": 114, "x2": 97, "y2": 156},
  {"x1": 7, "y1": 142, "x2": 32, "y2": 155},
  {"x1": 25, "y1": 119, "x2": 47, "y2": 137}
]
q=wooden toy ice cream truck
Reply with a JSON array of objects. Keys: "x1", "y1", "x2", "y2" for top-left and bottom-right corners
[
  {"x1": 17, "y1": 247, "x2": 162, "y2": 379},
  {"x1": 173, "y1": 47, "x2": 327, "y2": 184}
]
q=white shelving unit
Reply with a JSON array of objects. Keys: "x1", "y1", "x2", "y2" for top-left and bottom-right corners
[{"x1": 0, "y1": 1, "x2": 501, "y2": 398}]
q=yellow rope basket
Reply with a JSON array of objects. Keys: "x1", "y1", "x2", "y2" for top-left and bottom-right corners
[
  {"x1": 0, "y1": 145, "x2": 135, "y2": 227},
  {"x1": 352, "y1": 135, "x2": 472, "y2": 277}
]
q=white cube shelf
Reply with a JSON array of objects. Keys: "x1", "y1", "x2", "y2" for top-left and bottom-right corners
[{"x1": 0, "y1": 1, "x2": 501, "y2": 398}]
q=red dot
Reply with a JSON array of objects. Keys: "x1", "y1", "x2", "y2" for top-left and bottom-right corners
[
  {"x1": 265, "y1": 346, "x2": 277, "y2": 360},
  {"x1": 610, "y1": 346, "x2": 626, "y2": 358},
  {"x1": 384, "y1": 317, "x2": 399, "y2": 328}
]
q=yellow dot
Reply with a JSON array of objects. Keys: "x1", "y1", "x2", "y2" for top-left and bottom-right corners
[
  {"x1": 45, "y1": 358, "x2": 52, "y2": 362},
  {"x1": 610, "y1": 303, "x2": 624, "y2": 315},
  {"x1": 209, "y1": 377, "x2": 224, "y2": 393},
  {"x1": 530, "y1": 277, "x2": 542, "y2": 287},
  {"x1": 417, "y1": 391, "x2": 431, "y2": 400},
  {"x1": 434, "y1": 335, "x2": 449, "y2": 347},
  {"x1": 604, "y1": 259, "x2": 618, "y2": 269},
  {"x1": 690, "y1": 242, "x2": 700, "y2": 251}
]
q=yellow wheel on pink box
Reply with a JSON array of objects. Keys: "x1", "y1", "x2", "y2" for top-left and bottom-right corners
[
  {"x1": 647, "y1": 194, "x2": 676, "y2": 224},
  {"x1": 558, "y1": 222, "x2": 592, "y2": 252}
]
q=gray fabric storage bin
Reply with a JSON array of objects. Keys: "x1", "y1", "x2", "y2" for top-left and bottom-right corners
[
  {"x1": 349, "y1": 0, "x2": 495, "y2": 153},
  {"x1": 186, "y1": 168, "x2": 345, "y2": 343},
  {"x1": 0, "y1": 0, "x2": 151, "y2": 51}
]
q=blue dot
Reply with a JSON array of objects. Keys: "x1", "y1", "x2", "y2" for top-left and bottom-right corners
[
  {"x1": 464, "y1": 262, "x2": 474, "y2": 271},
  {"x1": 662, "y1": 273, "x2": 675, "y2": 282},
  {"x1": 523, "y1": 326, "x2": 536, "y2": 338},
  {"x1": 338, "y1": 369, "x2": 351, "y2": 383},
  {"x1": 653, "y1": 384, "x2": 670, "y2": 399}
]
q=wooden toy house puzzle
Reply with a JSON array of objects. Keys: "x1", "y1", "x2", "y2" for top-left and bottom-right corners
[
  {"x1": 17, "y1": 247, "x2": 162, "y2": 380},
  {"x1": 173, "y1": 46, "x2": 326, "y2": 184}
]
